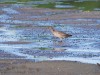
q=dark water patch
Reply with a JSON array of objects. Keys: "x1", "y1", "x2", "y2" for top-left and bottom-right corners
[
  {"x1": 0, "y1": 50, "x2": 24, "y2": 59},
  {"x1": 0, "y1": 31, "x2": 4, "y2": 34},
  {"x1": 0, "y1": 41, "x2": 32, "y2": 44},
  {"x1": 12, "y1": 25, "x2": 49, "y2": 30},
  {"x1": 12, "y1": 25, "x2": 33, "y2": 29},
  {"x1": 0, "y1": 14, "x2": 11, "y2": 19},
  {"x1": 90, "y1": 42, "x2": 100, "y2": 49},
  {"x1": 19, "y1": 48, "x2": 100, "y2": 59}
]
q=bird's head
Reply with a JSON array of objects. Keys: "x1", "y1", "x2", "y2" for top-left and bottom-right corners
[{"x1": 48, "y1": 26, "x2": 55, "y2": 31}]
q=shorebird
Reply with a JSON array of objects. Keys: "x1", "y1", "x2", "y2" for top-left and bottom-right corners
[{"x1": 49, "y1": 26, "x2": 72, "y2": 40}]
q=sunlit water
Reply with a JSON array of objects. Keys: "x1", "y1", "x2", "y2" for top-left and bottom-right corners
[{"x1": 0, "y1": 1, "x2": 100, "y2": 64}]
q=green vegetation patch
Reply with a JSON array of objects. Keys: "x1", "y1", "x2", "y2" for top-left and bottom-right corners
[
  {"x1": 39, "y1": 47, "x2": 52, "y2": 50},
  {"x1": 37, "y1": 3, "x2": 55, "y2": 9}
]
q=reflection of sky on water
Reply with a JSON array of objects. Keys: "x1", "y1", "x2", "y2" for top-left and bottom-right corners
[
  {"x1": 0, "y1": 4, "x2": 100, "y2": 64},
  {"x1": 2, "y1": 8, "x2": 19, "y2": 14},
  {"x1": 0, "y1": 22, "x2": 100, "y2": 64},
  {"x1": 55, "y1": 5, "x2": 74, "y2": 8},
  {"x1": 0, "y1": 14, "x2": 10, "y2": 19},
  {"x1": 0, "y1": 20, "x2": 33, "y2": 24}
]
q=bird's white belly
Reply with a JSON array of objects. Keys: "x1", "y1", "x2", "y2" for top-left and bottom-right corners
[{"x1": 53, "y1": 32, "x2": 62, "y2": 38}]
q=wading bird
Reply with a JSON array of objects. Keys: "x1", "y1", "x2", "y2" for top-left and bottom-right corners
[{"x1": 49, "y1": 26, "x2": 72, "y2": 40}]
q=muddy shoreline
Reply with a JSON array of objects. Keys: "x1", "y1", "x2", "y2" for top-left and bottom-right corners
[{"x1": 0, "y1": 59, "x2": 100, "y2": 75}]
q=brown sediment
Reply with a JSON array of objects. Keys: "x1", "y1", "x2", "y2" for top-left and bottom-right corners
[{"x1": 0, "y1": 59, "x2": 100, "y2": 75}]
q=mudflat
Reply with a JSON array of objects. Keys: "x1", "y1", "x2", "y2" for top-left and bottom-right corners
[
  {"x1": 0, "y1": 4, "x2": 100, "y2": 75},
  {"x1": 0, "y1": 59, "x2": 100, "y2": 75}
]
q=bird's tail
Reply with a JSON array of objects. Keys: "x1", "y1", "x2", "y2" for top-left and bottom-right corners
[{"x1": 66, "y1": 34, "x2": 72, "y2": 37}]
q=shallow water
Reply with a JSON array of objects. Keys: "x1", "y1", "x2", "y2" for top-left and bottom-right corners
[{"x1": 0, "y1": 3, "x2": 100, "y2": 64}]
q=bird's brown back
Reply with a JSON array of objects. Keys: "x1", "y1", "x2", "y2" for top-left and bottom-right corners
[{"x1": 48, "y1": 26, "x2": 72, "y2": 38}]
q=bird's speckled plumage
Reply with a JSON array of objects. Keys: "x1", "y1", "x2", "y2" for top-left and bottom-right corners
[{"x1": 49, "y1": 26, "x2": 72, "y2": 40}]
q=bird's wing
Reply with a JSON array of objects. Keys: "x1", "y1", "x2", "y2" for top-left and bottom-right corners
[
  {"x1": 56, "y1": 31, "x2": 72, "y2": 37},
  {"x1": 56, "y1": 31, "x2": 67, "y2": 36}
]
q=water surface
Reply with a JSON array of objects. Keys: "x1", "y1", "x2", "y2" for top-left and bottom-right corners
[{"x1": 0, "y1": 1, "x2": 100, "y2": 64}]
